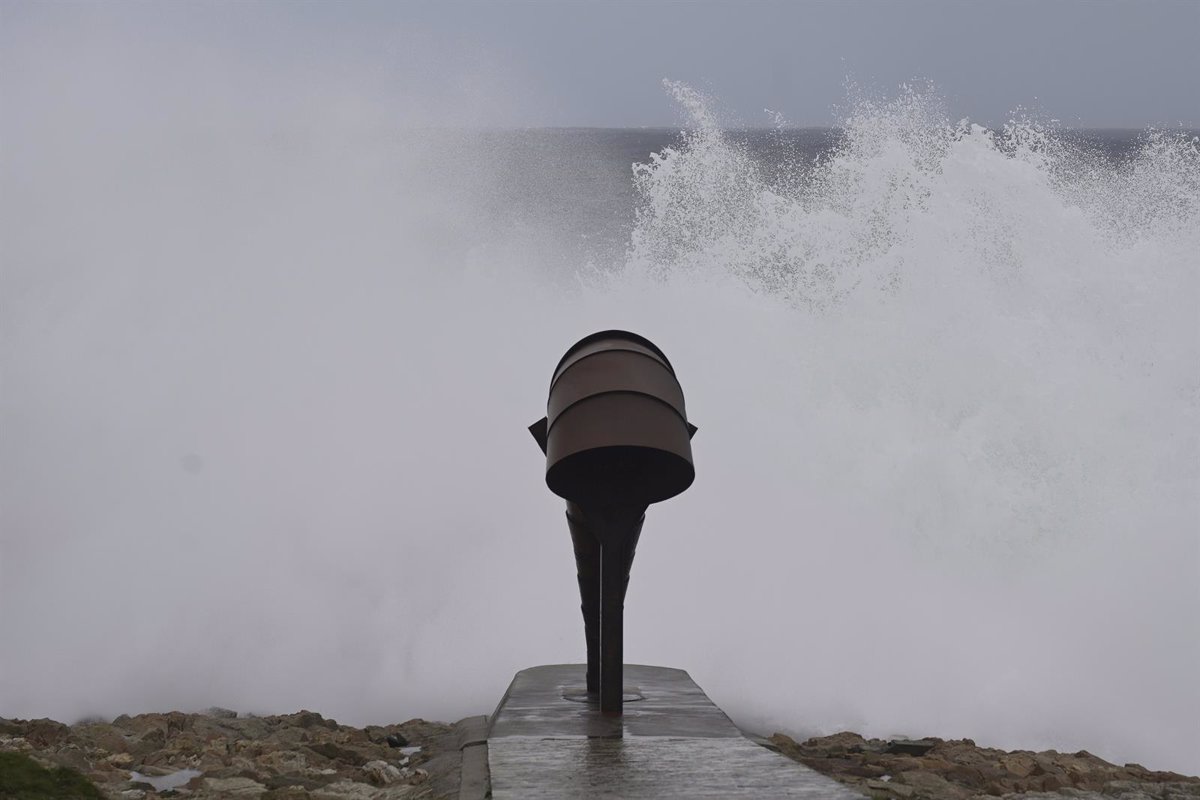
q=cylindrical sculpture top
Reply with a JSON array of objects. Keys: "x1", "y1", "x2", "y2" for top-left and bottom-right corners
[{"x1": 531, "y1": 330, "x2": 696, "y2": 507}]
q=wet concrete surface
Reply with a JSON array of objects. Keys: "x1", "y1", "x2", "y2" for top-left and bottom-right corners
[{"x1": 486, "y1": 664, "x2": 865, "y2": 799}]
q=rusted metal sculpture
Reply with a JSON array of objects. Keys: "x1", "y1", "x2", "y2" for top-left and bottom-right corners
[{"x1": 530, "y1": 331, "x2": 696, "y2": 715}]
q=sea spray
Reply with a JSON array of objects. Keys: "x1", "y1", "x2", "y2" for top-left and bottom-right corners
[
  {"x1": 3, "y1": 66, "x2": 1197, "y2": 777},
  {"x1": 608, "y1": 82, "x2": 1199, "y2": 769}
]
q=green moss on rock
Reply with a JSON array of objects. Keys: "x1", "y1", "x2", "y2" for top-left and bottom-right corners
[{"x1": 0, "y1": 752, "x2": 103, "y2": 799}]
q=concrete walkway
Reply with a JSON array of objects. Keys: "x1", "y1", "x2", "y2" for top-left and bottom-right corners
[{"x1": 485, "y1": 664, "x2": 865, "y2": 799}]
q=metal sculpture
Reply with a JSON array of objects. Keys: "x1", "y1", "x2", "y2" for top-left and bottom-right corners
[{"x1": 530, "y1": 331, "x2": 697, "y2": 715}]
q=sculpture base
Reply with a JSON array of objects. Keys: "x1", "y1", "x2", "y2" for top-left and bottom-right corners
[
  {"x1": 561, "y1": 686, "x2": 645, "y2": 704},
  {"x1": 482, "y1": 664, "x2": 863, "y2": 799}
]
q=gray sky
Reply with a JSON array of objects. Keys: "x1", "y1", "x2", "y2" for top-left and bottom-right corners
[{"x1": 3, "y1": 0, "x2": 1198, "y2": 128}]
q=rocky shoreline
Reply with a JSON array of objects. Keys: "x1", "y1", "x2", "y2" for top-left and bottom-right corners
[
  {"x1": 1, "y1": 711, "x2": 1196, "y2": 799},
  {"x1": 768, "y1": 732, "x2": 1200, "y2": 800},
  {"x1": 0, "y1": 711, "x2": 459, "y2": 799}
]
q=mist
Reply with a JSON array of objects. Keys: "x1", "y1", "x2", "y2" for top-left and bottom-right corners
[{"x1": 3, "y1": 5, "x2": 1198, "y2": 779}]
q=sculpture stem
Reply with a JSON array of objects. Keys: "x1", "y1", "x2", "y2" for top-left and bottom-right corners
[
  {"x1": 567, "y1": 506, "x2": 602, "y2": 694},
  {"x1": 593, "y1": 508, "x2": 644, "y2": 715}
]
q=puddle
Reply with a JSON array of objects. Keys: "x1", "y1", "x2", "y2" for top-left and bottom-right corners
[
  {"x1": 400, "y1": 746, "x2": 421, "y2": 756},
  {"x1": 129, "y1": 769, "x2": 202, "y2": 791}
]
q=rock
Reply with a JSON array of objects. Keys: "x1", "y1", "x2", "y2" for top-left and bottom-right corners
[
  {"x1": 76, "y1": 722, "x2": 132, "y2": 754},
  {"x1": 207, "y1": 706, "x2": 239, "y2": 719},
  {"x1": 0, "y1": 735, "x2": 33, "y2": 752},
  {"x1": 202, "y1": 775, "x2": 269, "y2": 795},
  {"x1": 27, "y1": 706, "x2": 1200, "y2": 800},
  {"x1": 866, "y1": 778, "x2": 915, "y2": 797},
  {"x1": 48, "y1": 743, "x2": 91, "y2": 772},
  {"x1": 264, "y1": 773, "x2": 333, "y2": 791},
  {"x1": 811, "y1": 731, "x2": 870, "y2": 753},
  {"x1": 887, "y1": 738, "x2": 938, "y2": 756},
  {"x1": 885, "y1": 755, "x2": 924, "y2": 773},
  {"x1": 285, "y1": 711, "x2": 338, "y2": 730},
  {"x1": 392, "y1": 719, "x2": 451, "y2": 745},
  {"x1": 306, "y1": 740, "x2": 369, "y2": 766},
  {"x1": 363, "y1": 759, "x2": 402, "y2": 785},
  {"x1": 22, "y1": 718, "x2": 72, "y2": 748},
  {"x1": 131, "y1": 726, "x2": 166, "y2": 757},
  {"x1": 769, "y1": 730, "x2": 1200, "y2": 800},
  {"x1": 309, "y1": 780, "x2": 381, "y2": 799},
  {"x1": 1039, "y1": 773, "x2": 1066, "y2": 791},
  {"x1": 378, "y1": 787, "x2": 422, "y2": 799},
  {"x1": 895, "y1": 769, "x2": 974, "y2": 799},
  {"x1": 259, "y1": 749, "x2": 310, "y2": 773},
  {"x1": 1001, "y1": 752, "x2": 1039, "y2": 778},
  {"x1": 262, "y1": 789, "x2": 314, "y2": 800}
]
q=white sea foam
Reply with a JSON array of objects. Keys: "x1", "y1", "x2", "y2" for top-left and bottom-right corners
[{"x1": 613, "y1": 83, "x2": 1200, "y2": 769}]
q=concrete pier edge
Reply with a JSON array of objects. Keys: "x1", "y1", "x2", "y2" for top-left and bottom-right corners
[
  {"x1": 479, "y1": 663, "x2": 864, "y2": 799},
  {"x1": 455, "y1": 715, "x2": 491, "y2": 800}
]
